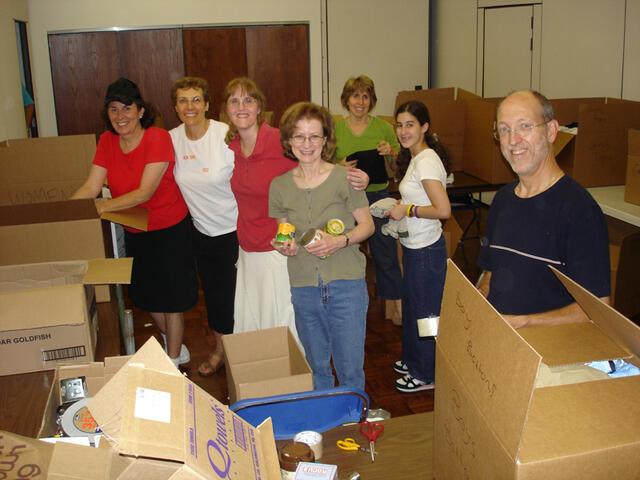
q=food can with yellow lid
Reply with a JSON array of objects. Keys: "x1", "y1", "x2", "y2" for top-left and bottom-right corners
[
  {"x1": 275, "y1": 222, "x2": 296, "y2": 244},
  {"x1": 325, "y1": 218, "x2": 345, "y2": 236}
]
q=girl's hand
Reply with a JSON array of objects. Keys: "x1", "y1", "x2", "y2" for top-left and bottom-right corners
[
  {"x1": 387, "y1": 203, "x2": 407, "y2": 221},
  {"x1": 304, "y1": 230, "x2": 345, "y2": 257},
  {"x1": 272, "y1": 238, "x2": 299, "y2": 256},
  {"x1": 377, "y1": 140, "x2": 393, "y2": 156}
]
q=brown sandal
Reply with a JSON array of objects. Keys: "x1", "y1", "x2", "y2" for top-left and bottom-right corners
[{"x1": 197, "y1": 352, "x2": 224, "y2": 377}]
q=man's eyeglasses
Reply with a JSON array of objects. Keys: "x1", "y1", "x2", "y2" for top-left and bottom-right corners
[
  {"x1": 227, "y1": 97, "x2": 257, "y2": 108},
  {"x1": 493, "y1": 122, "x2": 547, "y2": 140},
  {"x1": 290, "y1": 134, "x2": 325, "y2": 146}
]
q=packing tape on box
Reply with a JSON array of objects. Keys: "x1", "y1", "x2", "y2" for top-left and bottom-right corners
[
  {"x1": 60, "y1": 398, "x2": 101, "y2": 437},
  {"x1": 417, "y1": 316, "x2": 439, "y2": 337},
  {"x1": 294, "y1": 431, "x2": 323, "y2": 460}
]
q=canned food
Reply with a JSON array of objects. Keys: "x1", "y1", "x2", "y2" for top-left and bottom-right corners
[
  {"x1": 299, "y1": 228, "x2": 327, "y2": 259},
  {"x1": 325, "y1": 218, "x2": 345, "y2": 236},
  {"x1": 275, "y1": 223, "x2": 296, "y2": 244}
]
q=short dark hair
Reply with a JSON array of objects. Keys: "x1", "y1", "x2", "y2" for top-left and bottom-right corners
[
  {"x1": 101, "y1": 77, "x2": 155, "y2": 133},
  {"x1": 340, "y1": 75, "x2": 377, "y2": 112},
  {"x1": 279, "y1": 102, "x2": 336, "y2": 163},
  {"x1": 171, "y1": 76, "x2": 211, "y2": 105}
]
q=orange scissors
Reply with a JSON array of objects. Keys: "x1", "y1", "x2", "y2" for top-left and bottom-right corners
[
  {"x1": 359, "y1": 421, "x2": 384, "y2": 462},
  {"x1": 336, "y1": 437, "x2": 374, "y2": 454}
]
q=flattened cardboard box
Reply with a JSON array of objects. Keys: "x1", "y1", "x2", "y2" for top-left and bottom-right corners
[
  {"x1": 625, "y1": 129, "x2": 640, "y2": 206},
  {"x1": 433, "y1": 260, "x2": 640, "y2": 479},
  {"x1": 0, "y1": 258, "x2": 132, "y2": 376},
  {"x1": 89, "y1": 337, "x2": 281, "y2": 479},
  {"x1": 222, "y1": 326, "x2": 313, "y2": 404}
]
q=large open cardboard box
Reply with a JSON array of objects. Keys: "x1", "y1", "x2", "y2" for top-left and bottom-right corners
[
  {"x1": 625, "y1": 129, "x2": 640, "y2": 206},
  {"x1": 222, "y1": 326, "x2": 313, "y2": 404},
  {"x1": 434, "y1": 260, "x2": 640, "y2": 479},
  {"x1": 0, "y1": 258, "x2": 132, "y2": 376},
  {"x1": 1, "y1": 338, "x2": 280, "y2": 479},
  {"x1": 0, "y1": 135, "x2": 147, "y2": 302},
  {"x1": 552, "y1": 98, "x2": 640, "y2": 187}
]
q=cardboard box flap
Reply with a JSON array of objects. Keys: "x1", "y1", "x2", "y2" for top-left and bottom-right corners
[
  {"x1": 440, "y1": 260, "x2": 541, "y2": 458},
  {"x1": 0, "y1": 283, "x2": 87, "y2": 330},
  {"x1": 102, "y1": 207, "x2": 149, "y2": 232},
  {"x1": 89, "y1": 337, "x2": 179, "y2": 446},
  {"x1": 119, "y1": 365, "x2": 186, "y2": 462},
  {"x1": 520, "y1": 375, "x2": 640, "y2": 463},
  {"x1": 553, "y1": 130, "x2": 575, "y2": 157},
  {"x1": 518, "y1": 322, "x2": 630, "y2": 366},
  {"x1": 551, "y1": 267, "x2": 640, "y2": 358},
  {"x1": 84, "y1": 258, "x2": 133, "y2": 285}
]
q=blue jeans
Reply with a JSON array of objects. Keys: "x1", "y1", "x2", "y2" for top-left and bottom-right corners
[
  {"x1": 291, "y1": 278, "x2": 368, "y2": 390},
  {"x1": 401, "y1": 235, "x2": 447, "y2": 383},
  {"x1": 366, "y1": 190, "x2": 403, "y2": 300}
]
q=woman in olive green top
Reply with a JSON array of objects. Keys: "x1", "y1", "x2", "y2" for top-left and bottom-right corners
[
  {"x1": 269, "y1": 102, "x2": 374, "y2": 390},
  {"x1": 335, "y1": 75, "x2": 403, "y2": 325}
]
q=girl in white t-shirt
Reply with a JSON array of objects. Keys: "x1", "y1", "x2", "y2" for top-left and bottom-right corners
[{"x1": 386, "y1": 100, "x2": 451, "y2": 392}]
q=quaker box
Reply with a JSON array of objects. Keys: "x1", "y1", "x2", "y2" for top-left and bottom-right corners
[
  {"x1": 0, "y1": 258, "x2": 132, "y2": 376},
  {"x1": 433, "y1": 260, "x2": 640, "y2": 479},
  {"x1": 1, "y1": 338, "x2": 281, "y2": 479},
  {"x1": 625, "y1": 129, "x2": 640, "y2": 206},
  {"x1": 222, "y1": 326, "x2": 313, "y2": 404}
]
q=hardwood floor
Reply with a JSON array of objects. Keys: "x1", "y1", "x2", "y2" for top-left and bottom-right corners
[{"x1": 130, "y1": 208, "x2": 485, "y2": 418}]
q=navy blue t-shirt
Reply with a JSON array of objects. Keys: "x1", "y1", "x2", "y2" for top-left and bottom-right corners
[{"x1": 478, "y1": 175, "x2": 610, "y2": 315}]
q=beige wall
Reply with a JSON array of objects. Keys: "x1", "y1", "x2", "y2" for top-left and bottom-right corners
[
  {"x1": 326, "y1": 0, "x2": 430, "y2": 116},
  {"x1": 430, "y1": 0, "x2": 476, "y2": 92},
  {"x1": 0, "y1": 0, "x2": 29, "y2": 141},
  {"x1": 25, "y1": 0, "x2": 325, "y2": 136},
  {"x1": 623, "y1": 0, "x2": 640, "y2": 101}
]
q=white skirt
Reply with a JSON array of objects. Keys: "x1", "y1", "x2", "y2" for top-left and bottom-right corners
[{"x1": 234, "y1": 248, "x2": 299, "y2": 343}]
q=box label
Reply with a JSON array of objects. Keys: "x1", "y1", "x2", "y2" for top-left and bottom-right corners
[{"x1": 134, "y1": 387, "x2": 171, "y2": 423}]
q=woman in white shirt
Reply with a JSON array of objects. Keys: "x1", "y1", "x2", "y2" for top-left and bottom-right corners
[
  {"x1": 169, "y1": 77, "x2": 238, "y2": 377},
  {"x1": 387, "y1": 100, "x2": 451, "y2": 393}
]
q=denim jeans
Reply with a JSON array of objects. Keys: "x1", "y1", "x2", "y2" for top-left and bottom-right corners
[
  {"x1": 401, "y1": 235, "x2": 447, "y2": 383},
  {"x1": 366, "y1": 190, "x2": 403, "y2": 300},
  {"x1": 291, "y1": 278, "x2": 368, "y2": 390}
]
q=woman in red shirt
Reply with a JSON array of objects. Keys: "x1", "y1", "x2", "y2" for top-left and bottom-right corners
[{"x1": 72, "y1": 78, "x2": 198, "y2": 367}]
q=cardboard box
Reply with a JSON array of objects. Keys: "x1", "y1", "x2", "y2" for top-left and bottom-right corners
[
  {"x1": 625, "y1": 129, "x2": 640, "y2": 206},
  {"x1": 552, "y1": 98, "x2": 640, "y2": 187},
  {"x1": 433, "y1": 260, "x2": 640, "y2": 479},
  {"x1": 0, "y1": 135, "x2": 147, "y2": 302},
  {"x1": 1, "y1": 339, "x2": 281, "y2": 479},
  {"x1": 0, "y1": 258, "x2": 132, "y2": 376},
  {"x1": 0, "y1": 134, "x2": 96, "y2": 205},
  {"x1": 222, "y1": 326, "x2": 314, "y2": 404},
  {"x1": 395, "y1": 87, "x2": 479, "y2": 173},
  {"x1": 89, "y1": 337, "x2": 281, "y2": 479}
]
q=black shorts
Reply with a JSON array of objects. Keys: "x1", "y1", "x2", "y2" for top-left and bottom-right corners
[{"x1": 124, "y1": 216, "x2": 198, "y2": 313}]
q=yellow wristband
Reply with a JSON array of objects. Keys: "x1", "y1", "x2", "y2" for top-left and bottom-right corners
[{"x1": 406, "y1": 204, "x2": 413, "y2": 217}]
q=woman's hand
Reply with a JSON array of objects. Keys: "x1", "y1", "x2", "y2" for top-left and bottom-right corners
[
  {"x1": 272, "y1": 238, "x2": 299, "y2": 257},
  {"x1": 346, "y1": 167, "x2": 369, "y2": 191},
  {"x1": 304, "y1": 230, "x2": 346, "y2": 258},
  {"x1": 377, "y1": 140, "x2": 395, "y2": 157},
  {"x1": 386, "y1": 202, "x2": 407, "y2": 221}
]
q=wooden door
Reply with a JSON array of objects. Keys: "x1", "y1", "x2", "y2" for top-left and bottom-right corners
[
  {"x1": 184, "y1": 24, "x2": 310, "y2": 125},
  {"x1": 118, "y1": 29, "x2": 185, "y2": 130},
  {"x1": 48, "y1": 31, "x2": 119, "y2": 136},
  {"x1": 183, "y1": 27, "x2": 248, "y2": 119}
]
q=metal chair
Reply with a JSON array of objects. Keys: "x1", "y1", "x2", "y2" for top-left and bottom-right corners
[{"x1": 229, "y1": 386, "x2": 370, "y2": 440}]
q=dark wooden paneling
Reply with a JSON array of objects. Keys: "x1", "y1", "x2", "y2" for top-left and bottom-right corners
[
  {"x1": 246, "y1": 24, "x2": 310, "y2": 126},
  {"x1": 183, "y1": 27, "x2": 248, "y2": 120},
  {"x1": 118, "y1": 29, "x2": 185, "y2": 130},
  {"x1": 48, "y1": 32, "x2": 119, "y2": 135}
]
